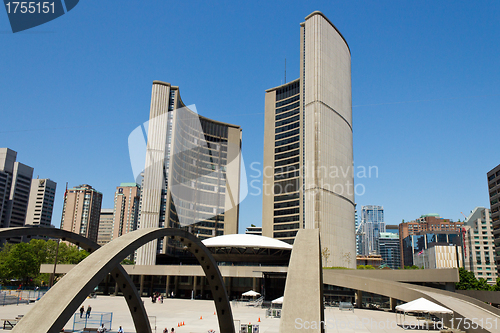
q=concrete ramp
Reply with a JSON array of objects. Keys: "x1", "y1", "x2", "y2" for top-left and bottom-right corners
[{"x1": 323, "y1": 269, "x2": 500, "y2": 333}]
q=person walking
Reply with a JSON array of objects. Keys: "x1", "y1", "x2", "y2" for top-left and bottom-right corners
[
  {"x1": 86, "y1": 305, "x2": 92, "y2": 318},
  {"x1": 79, "y1": 306, "x2": 85, "y2": 318},
  {"x1": 117, "y1": 326, "x2": 124, "y2": 333}
]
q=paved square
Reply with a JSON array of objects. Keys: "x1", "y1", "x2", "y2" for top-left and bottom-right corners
[{"x1": 0, "y1": 296, "x2": 430, "y2": 332}]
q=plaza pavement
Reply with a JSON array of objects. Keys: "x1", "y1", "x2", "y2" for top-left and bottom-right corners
[{"x1": 0, "y1": 296, "x2": 430, "y2": 333}]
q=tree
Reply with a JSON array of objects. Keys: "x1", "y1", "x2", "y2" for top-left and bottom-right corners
[
  {"x1": 0, "y1": 239, "x2": 89, "y2": 286},
  {"x1": 4, "y1": 242, "x2": 39, "y2": 283},
  {"x1": 456, "y1": 268, "x2": 481, "y2": 290}
]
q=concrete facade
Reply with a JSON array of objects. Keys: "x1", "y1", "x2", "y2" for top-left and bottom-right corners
[
  {"x1": 0, "y1": 148, "x2": 34, "y2": 244},
  {"x1": 280, "y1": 229, "x2": 323, "y2": 333},
  {"x1": 262, "y1": 11, "x2": 355, "y2": 268},
  {"x1": 25, "y1": 178, "x2": 57, "y2": 228},
  {"x1": 60, "y1": 184, "x2": 103, "y2": 243}
]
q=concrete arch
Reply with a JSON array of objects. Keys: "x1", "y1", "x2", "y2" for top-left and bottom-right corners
[
  {"x1": 323, "y1": 270, "x2": 500, "y2": 333},
  {"x1": 10, "y1": 227, "x2": 235, "y2": 333},
  {"x1": 0, "y1": 227, "x2": 151, "y2": 333}
]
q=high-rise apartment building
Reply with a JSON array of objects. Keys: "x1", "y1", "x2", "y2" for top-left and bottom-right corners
[
  {"x1": 0, "y1": 148, "x2": 34, "y2": 244},
  {"x1": 464, "y1": 207, "x2": 498, "y2": 284},
  {"x1": 136, "y1": 81, "x2": 242, "y2": 265},
  {"x1": 487, "y1": 164, "x2": 500, "y2": 275},
  {"x1": 112, "y1": 183, "x2": 140, "y2": 240},
  {"x1": 97, "y1": 208, "x2": 114, "y2": 246},
  {"x1": 357, "y1": 205, "x2": 385, "y2": 255},
  {"x1": 261, "y1": 11, "x2": 355, "y2": 268},
  {"x1": 60, "y1": 184, "x2": 103, "y2": 242},
  {"x1": 25, "y1": 178, "x2": 57, "y2": 228},
  {"x1": 379, "y1": 232, "x2": 400, "y2": 269}
]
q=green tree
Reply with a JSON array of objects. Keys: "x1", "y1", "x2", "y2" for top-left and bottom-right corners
[
  {"x1": 456, "y1": 268, "x2": 480, "y2": 290},
  {"x1": 4, "y1": 242, "x2": 39, "y2": 283}
]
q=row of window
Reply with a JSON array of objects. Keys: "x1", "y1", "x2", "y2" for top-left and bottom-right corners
[
  {"x1": 274, "y1": 192, "x2": 300, "y2": 202},
  {"x1": 274, "y1": 215, "x2": 300, "y2": 223},
  {"x1": 275, "y1": 156, "x2": 300, "y2": 168},
  {"x1": 274, "y1": 207, "x2": 300, "y2": 216},
  {"x1": 274, "y1": 230, "x2": 298, "y2": 238},
  {"x1": 275, "y1": 149, "x2": 300, "y2": 162},
  {"x1": 276, "y1": 107, "x2": 300, "y2": 121},
  {"x1": 274, "y1": 200, "x2": 300, "y2": 210},
  {"x1": 275, "y1": 121, "x2": 300, "y2": 134},
  {"x1": 274, "y1": 223, "x2": 300, "y2": 231},
  {"x1": 275, "y1": 134, "x2": 299, "y2": 148},
  {"x1": 275, "y1": 142, "x2": 300, "y2": 154},
  {"x1": 275, "y1": 114, "x2": 300, "y2": 128},
  {"x1": 275, "y1": 94, "x2": 299, "y2": 107}
]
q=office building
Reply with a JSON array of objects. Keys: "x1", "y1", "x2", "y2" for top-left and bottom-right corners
[
  {"x1": 487, "y1": 164, "x2": 500, "y2": 275},
  {"x1": 112, "y1": 183, "x2": 140, "y2": 240},
  {"x1": 357, "y1": 205, "x2": 385, "y2": 255},
  {"x1": 261, "y1": 11, "x2": 355, "y2": 268},
  {"x1": 97, "y1": 208, "x2": 114, "y2": 246},
  {"x1": 25, "y1": 178, "x2": 57, "y2": 228},
  {"x1": 463, "y1": 207, "x2": 497, "y2": 284},
  {"x1": 60, "y1": 184, "x2": 103, "y2": 243},
  {"x1": 401, "y1": 232, "x2": 462, "y2": 267},
  {"x1": 413, "y1": 245, "x2": 463, "y2": 269},
  {"x1": 379, "y1": 232, "x2": 400, "y2": 269},
  {"x1": 0, "y1": 148, "x2": 34, "y2": 244},
  {"x1": 399, "y1": 214, "x2": 464, "y2": 240},
  {"x1": 137, "y1": 81, "x2": 242, "y2": 265}
]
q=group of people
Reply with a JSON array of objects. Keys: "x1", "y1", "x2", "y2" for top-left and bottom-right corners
[
  {"x1": 79, "y1": 305, "x2": 92, "y2": 318},
  {"x1": 163, "y1": 328, "x2": 175, "y2": 333},
  {"x1": 151, "y1": 291, "x2": 164, "y2": 303}
]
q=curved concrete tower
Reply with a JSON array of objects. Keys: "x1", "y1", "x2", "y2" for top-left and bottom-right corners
[{"x1": 262, "y1": 11, "x2": 355, "y2": 268}]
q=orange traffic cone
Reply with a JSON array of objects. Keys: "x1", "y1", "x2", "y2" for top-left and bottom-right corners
[
  {"x1": 178, "y1": 323, "x2": 180, "y2": 327},
  {"x1": 200, "y1": 316, "x2": 203, "y2": 320},
  {"x1": 258, "y1": 317, "x2": 261, "y2": 322},
  {"x1": 214, "y1": 311, "x2": 216, "y2": 315},
  {"x1": 182, "y1": 321, "x2": 185, "y2": 326}
]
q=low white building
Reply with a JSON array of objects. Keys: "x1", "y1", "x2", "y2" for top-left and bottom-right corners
[{"x1": 413, "y1": 245, "x2": 463, "y2": 269}]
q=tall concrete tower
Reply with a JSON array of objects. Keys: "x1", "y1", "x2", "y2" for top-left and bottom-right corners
[{"x1": 262, "y1": 11, "x2": 355, "y2": 268}]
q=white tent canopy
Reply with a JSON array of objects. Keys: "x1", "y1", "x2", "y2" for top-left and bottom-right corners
[
  {"x1": 396, "y1": 298, "x2": 453, "y2": 314},
  {"x1": 272, "y1": 296, "x2": 284, "y2": 304},
  {"x1": 242, "y1": 290, "x2": 260, "y2": 297}
]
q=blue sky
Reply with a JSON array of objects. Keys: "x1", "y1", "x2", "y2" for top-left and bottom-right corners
[{"x1": 1, "y1": 1, "x2": 499, "y2": 232}]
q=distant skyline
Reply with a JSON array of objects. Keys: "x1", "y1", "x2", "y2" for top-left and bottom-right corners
[{"x1": 1, "y1": 1, "x2": 499, "y2": 232}]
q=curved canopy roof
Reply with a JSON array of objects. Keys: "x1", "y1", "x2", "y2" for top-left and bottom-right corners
[
  {"x1": 395, "y1": 297, "x2": 453, "y2": 314},
  {"x1": 202, "y1": 234, "x2": 293, "y2": 250}
]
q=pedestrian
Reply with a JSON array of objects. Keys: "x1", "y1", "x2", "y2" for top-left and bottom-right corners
[
  {"x1": 118, "y1": 326, "x2": 124, "y2": 333},
  {"x1": 79, "y1": 306, "x2": 85, "y2": 318},
  {"x1": 97, "y1": 323, "x2": 107, "y2": 332},
  {"x1": 86, "y1": 305, "x2": 92, "y2": 318},
  {"x1": 163, "y1": 328, "x2": 168, "y2": 333},
  {"x1": 171, "y1": 328, "x2": 176, "y2": 333}
]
